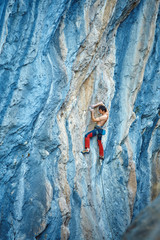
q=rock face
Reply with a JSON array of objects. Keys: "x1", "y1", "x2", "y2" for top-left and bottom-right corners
[
  {"x1": 0, "y1": 0, "x2": 160, "y2": 240},
  {"x1": 123, "y1": 196, "x2": 160, "y2": 240}
]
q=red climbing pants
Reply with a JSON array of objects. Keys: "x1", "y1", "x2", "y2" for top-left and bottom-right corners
[{"x1": 85, "y1": 128, "x2": 104, "y2": 157}]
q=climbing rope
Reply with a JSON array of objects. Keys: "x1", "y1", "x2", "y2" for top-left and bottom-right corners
[{"x1": 100, "y1": 172, "x2": 114, "y2": 240}]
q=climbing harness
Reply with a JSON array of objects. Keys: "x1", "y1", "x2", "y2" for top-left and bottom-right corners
[{"x1": 94, "y1": 125, "x2": 106, "y2": 135}]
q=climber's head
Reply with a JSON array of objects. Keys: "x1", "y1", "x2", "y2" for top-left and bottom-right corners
[{"x1": 99, "y1": 105, "x2": 107, "y2": 114}]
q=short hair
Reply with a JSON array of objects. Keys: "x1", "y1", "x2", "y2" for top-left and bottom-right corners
[{"x1": 99, "y1": 105, "x2": 107, "y2": 112}]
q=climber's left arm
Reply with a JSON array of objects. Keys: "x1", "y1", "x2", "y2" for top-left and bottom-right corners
[
  {"x1": 90, "y1": 102, "x2": 104, "y2": 109},
  {"x1": 90, "y1": 109, "x2": 101, "y2": 122}
]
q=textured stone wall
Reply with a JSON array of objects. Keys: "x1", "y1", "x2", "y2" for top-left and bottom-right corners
[
  {"x1": 123, "y1": 196, "x2": 160, "y2": 240},
  {"x1": 0, "y1": 0, "x2": 160, "y2": 240}
]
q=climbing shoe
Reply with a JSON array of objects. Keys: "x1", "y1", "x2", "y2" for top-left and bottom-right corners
[
  {"x1": 81, "y1": 149, "x2": 90, "y2": 154},
  {"x1": 99, "y1": 156, "x2": 104, "y2": 160}
]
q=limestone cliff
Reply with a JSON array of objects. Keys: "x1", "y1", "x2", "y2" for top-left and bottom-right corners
[
  {"x1": 0, "y1": 0, "x2": 160, "y2": 240},
  {"x1": 123, "y1": 196, "x2": 160, "y2": 240}
]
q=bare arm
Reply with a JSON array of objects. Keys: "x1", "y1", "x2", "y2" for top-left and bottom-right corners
[
  {"x1": 91, "y1": 110, "x2": 97, "y2": 122},
  {"x1": 90, "y1": 102, "x2": 105, "y2": 109},
  {"x1": 91, "y1": 109, "x2": 104, "y2": 122}
]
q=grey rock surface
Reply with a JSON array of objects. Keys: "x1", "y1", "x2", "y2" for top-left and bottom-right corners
[
  {"x1": 0, "y1": 0, "x2": 160, "y2": 239},
  {"x1": 123, "y1": 196, "x2": 160, "y2": 240}
]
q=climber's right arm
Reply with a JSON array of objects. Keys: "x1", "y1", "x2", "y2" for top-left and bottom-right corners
[{"x1": 90, "y1": 102, "x2": 105, "y2": 109}]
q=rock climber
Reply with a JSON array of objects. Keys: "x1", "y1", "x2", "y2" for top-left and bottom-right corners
[{"x1": 81, "y1": 102, "x2": 109, "y2": 160}]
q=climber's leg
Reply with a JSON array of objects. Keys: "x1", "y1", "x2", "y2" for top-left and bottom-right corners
[
  {"x1": 85, "y1": 129, "x2": 97, "y2": 149},
  {"x1": 97, "y1": 134, "x2": 104, "y2": 159},
  {"x1": 81, "y1": 129, "x2": 97, "y2": 154}
]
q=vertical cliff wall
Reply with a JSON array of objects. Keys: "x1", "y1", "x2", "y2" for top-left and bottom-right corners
[
  {"x1": 0, "y1": 0, "x2": 160, "y2": 240},
  {"x1": 123, "y1": 195, "x2": 160, "y2": 240}
]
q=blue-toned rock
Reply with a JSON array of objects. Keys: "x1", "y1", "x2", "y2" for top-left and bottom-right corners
[{"x1": 0, "y1": 0, "x2": 160, "y2": 239}]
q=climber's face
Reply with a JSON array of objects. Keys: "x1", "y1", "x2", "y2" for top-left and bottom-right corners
[{"x1": 99, "y1": 109, "x2": 103, "y2": 114}]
